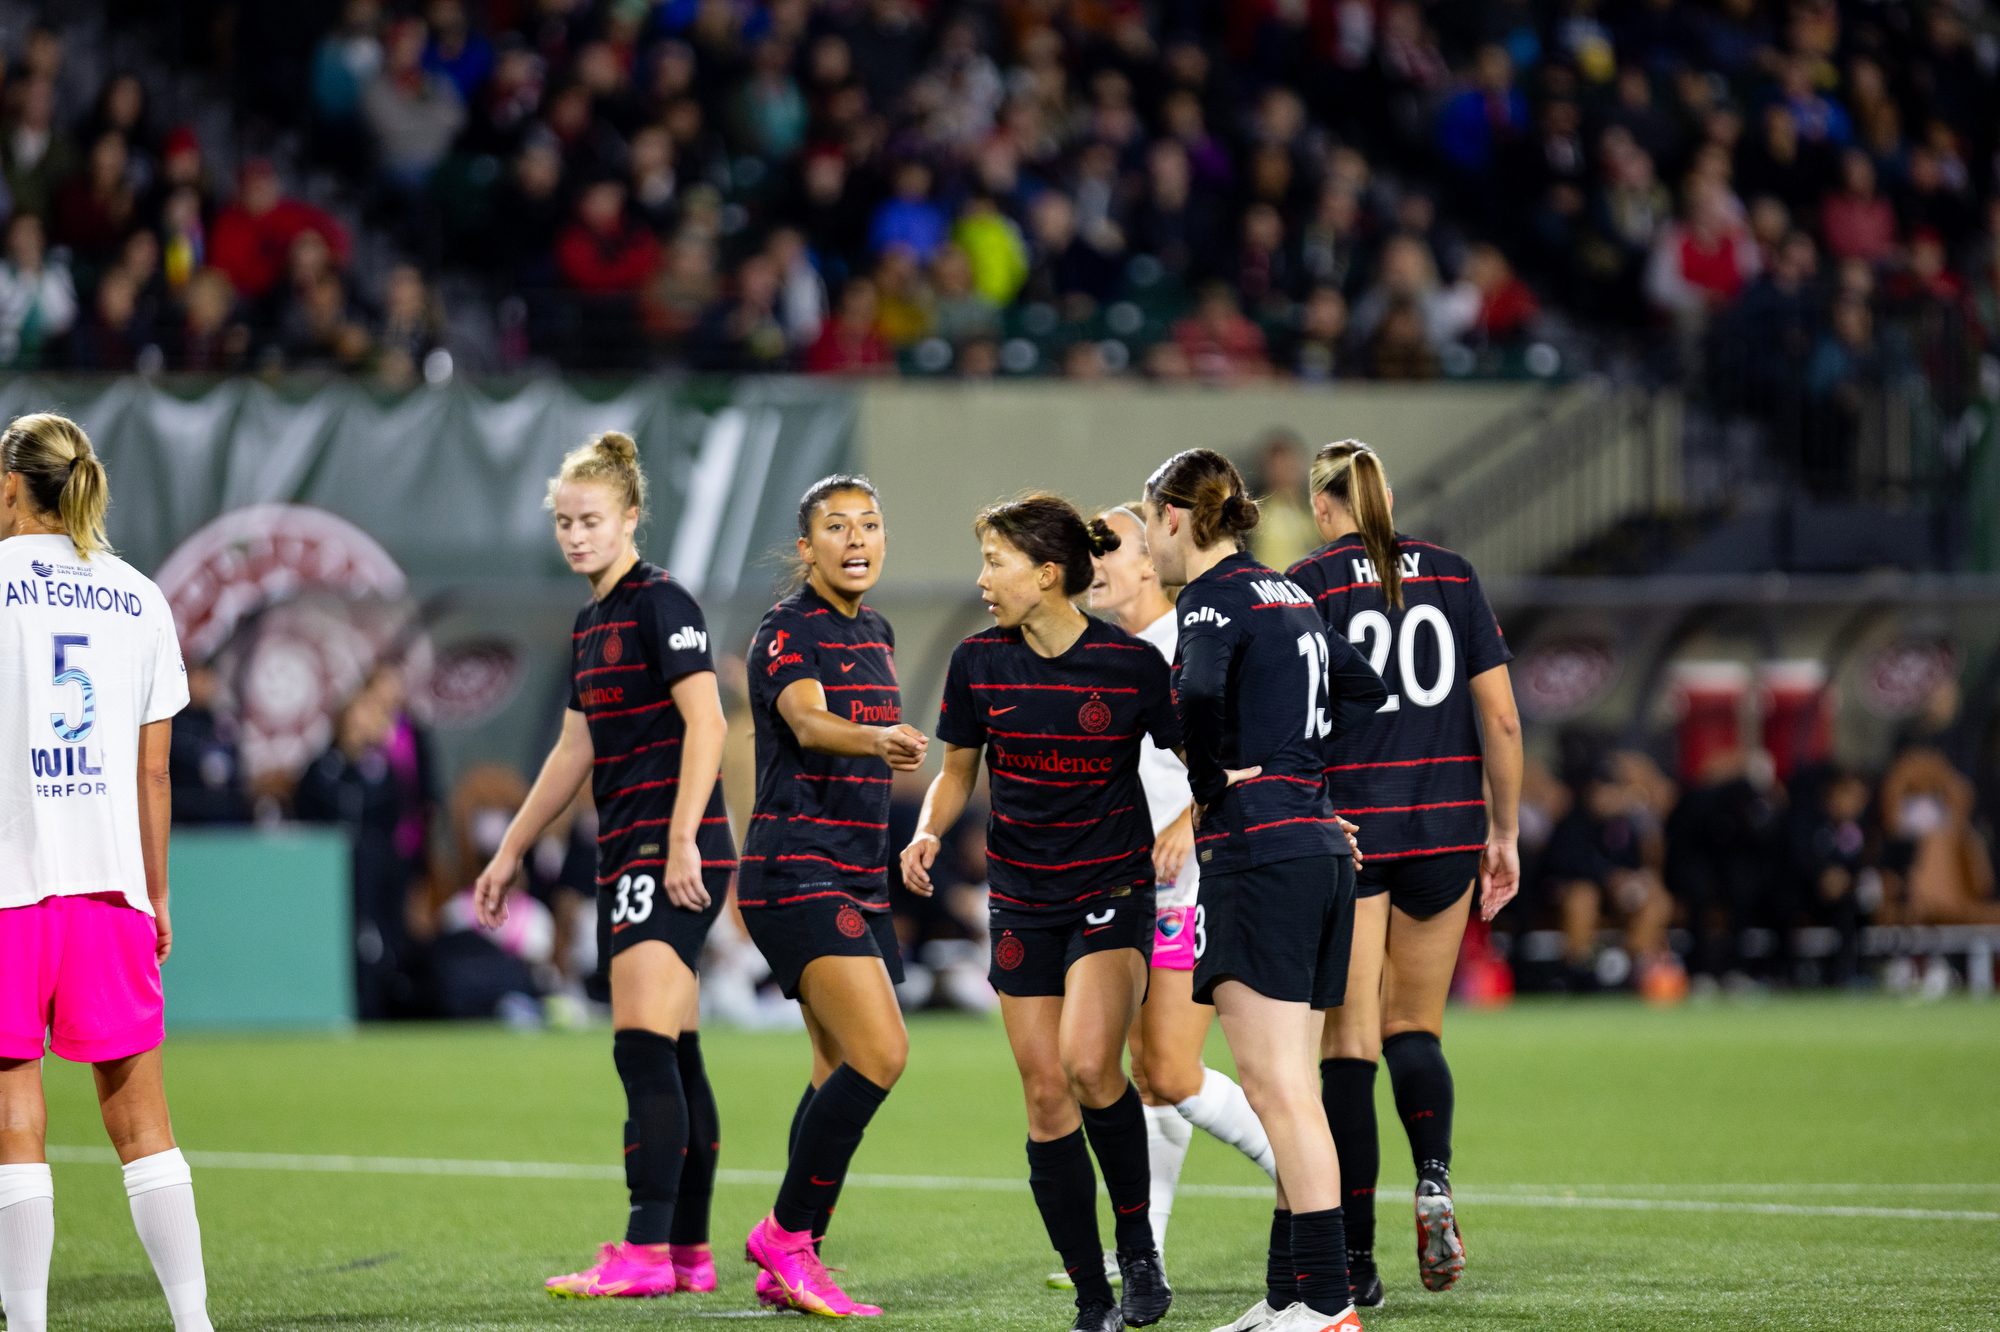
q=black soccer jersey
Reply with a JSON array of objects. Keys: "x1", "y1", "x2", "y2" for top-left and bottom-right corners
[
  {"x1": 937, "y1": 615, "x2": 1181, "y2": 925},
  {"x1": 738, "y1": 584, "x2": 901, "y2": 910},
  {"x1": 571, "y1": 562, "x2": 736, "y2": 887},
  {"x1": 1288, "y1": 533, "x2": 1512, "y2": 861},
  {"x1": 1173, "y1": 551, "x2": 1387, "y2": 874}
]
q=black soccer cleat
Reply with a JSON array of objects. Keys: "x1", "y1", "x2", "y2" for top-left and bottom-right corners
[
  {"x1": 1072, "y1": 1295, "x2": 1126, "y2": 1331},
  {"x1": 1116, "y1": 1248, "x2": 1172, "y2": 1327},
  {"x1": 1350, "y1": 1268, "x2": 1385, "y2": 1308}
]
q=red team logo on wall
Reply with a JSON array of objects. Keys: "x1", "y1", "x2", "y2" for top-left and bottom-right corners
[
  {"x1": 1078, "y1": 693, "x2": 1112, "y2": 733},
  {"x1": 836, "y1": 905, "x2": 867, "y2": 938},
  {"x1": 603, "y1": 631, "x2": 624, "y2": 665},
  {"x1": 995, "y1": 933, "x2": 1025, "y2": 970}
]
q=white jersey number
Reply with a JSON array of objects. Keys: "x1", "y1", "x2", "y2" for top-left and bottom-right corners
[
  {"x1": 610, "y1": 873, "x2": 656, "y2": 925},
  {"x1": 1347, "y1": 606, "x2": 1456, "y2": 711},
  {"x1": 1295, "y1": 631, "x2": 1333, "y2": 739},
  {"x1": 51, "y1": 633, "x2": 95, "y2": 742}
]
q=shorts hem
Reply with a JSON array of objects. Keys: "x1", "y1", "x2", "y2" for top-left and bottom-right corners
[
  {"x1": 0, "y1": 1031, "x2": 46, "y2": 1060},
  {"x1": 50, "y1": 1015, "x2": 163, "y2": 1064}
]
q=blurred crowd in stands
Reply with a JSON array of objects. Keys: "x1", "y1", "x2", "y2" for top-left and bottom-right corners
[{"x1": 3, "y1": 0, "x2": 1999, "y2": 399}]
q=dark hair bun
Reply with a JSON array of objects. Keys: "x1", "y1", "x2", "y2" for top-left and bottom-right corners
[{"x1": 1086, "y1": 517, "x2": 1122, "y2": 557}]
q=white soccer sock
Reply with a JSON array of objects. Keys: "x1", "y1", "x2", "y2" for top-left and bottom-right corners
[
  {"x1": 123, "y1": 1149, "x2": 213, "y2": 1332},
  {"x1": 0, "y1": 1163, "x2": 56, "y2": 1332},
  {"x1": 1175, "y1": 1065, "x2": 1278, "y2": 1181},
  {"x1": 1142, "y1": 1103, "x2": 1193, "y2": 1256}
]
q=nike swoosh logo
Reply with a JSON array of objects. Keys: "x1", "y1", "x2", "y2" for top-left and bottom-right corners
[
  {"x1": 841, "y1": 661, "x2": 856, "y2": 672},
  {"x1": 1084, "y1": 925, "x2": 1113, "y2": 935},
  {"x1": 1117, "y1": 1202, "x2": 1146, "y2": 1213},
  {"x1": 810, "y1": 1176, "x2": 838, "y2": 1186},
  {"x1": 624, "y1": 1144, "x2": 639, "y2": 1154},
  {"x1": 612, "y1": 922, "x2": 632, "y2": 933},
  {"x1": 990, "y1": 705, "x2": 1016, "y2": 715}
]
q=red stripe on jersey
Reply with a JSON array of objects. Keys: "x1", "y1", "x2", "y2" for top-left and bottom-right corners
[
  {"x1": 1241, "y1": 815, "x2": 1345, "y2": 834},
  {"x1": 594, "y1": 737, "x2": 680, "y2": 765},
  {"x1": 1326, "y1": 755, "x2": 1481, "y2": 772},
  {"x1": 576, "y1": 664, "x2": 648, "y2": 679},
  {"x1": 774, "y1": 852, "x2": 888, "y2": 874},
  {"x1": 784, "y1": 815, "x2": 890, "y2": 830},
  {"x1": 795, "y1": 773, "x2": 893, "y2": 784},
  {"x1": 599, "y1": 777, "x2": 677, "y2": 799},
  {"x1": 987, "y1": 729, "x2": 1137, "y2": 742},
  {"x1": 1338, "y1": 799, "x2": 1486, "y2": 815},
  {"x1": 993, "y1": 805, "x2": 1134, "y2": 828},
  {"x1": 598, "y1": 815, "x2": 731, "y2": 842},
  {"x1": 587, "y1": 698, "x2": 675, "y2": 721},
  {"x1": 987, "y1": 845, "x2": 1150, "y2": 872},
  {"x1": 738, "y1": 890, "x2": 889, "y2": 909},
  {"x1": 971, "y1": 684, "x2": 1139, "y2": 694},
  {"x1": 988, "y1": 884, "x2": 1136, "y2": 909},
  {"x1": 1314, "y1": 574, "x2": 1472, "y2": 599},
  {"x1": 961, "y1": 636, "x2": 1011, "y2": 644},
  {"x1": 821, "y1": 683, "x2": 897, "y2": 692},
  {"x1": 992, "y1": 768, "x2": 1108, "y2": 788},
  {"x1": 1084, "y1": 641, "x2": 1148, "y2": 650},
  {"x1": 794, "y1": 608, "x2": 831, "y2": 617},
  {"x1": 1239, "y1": 773, "x2": 1323, "y2": 789},
  {"x1": 574, "y1": 620, "x2": 638, "y2": 638},
  {"x1": 597, "y1": 857, "x2": 737, "y2": 882},
  {"x1": 818, "y1": 641, "x2": 893, "y2": 650},
  {"x1": 1361, "y1": 843, "x2": 1488, "y2": 861}
]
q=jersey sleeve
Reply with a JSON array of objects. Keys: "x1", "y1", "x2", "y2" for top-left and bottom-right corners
[
  {"x1": 1173, "y1": 590, "x2": 1242, "y2": 807},
  {"x1": 935, "y1": 643, "x2": 984, "y2": 749},
  {"x1": 752, "y1": 606, "x2": 820, "y2": 704},
  {"x1": 1323, "y1": 626, "x2": 1388, "y2": 740},
  {"x1": 1457, "y1": 569, "x2": 1513, "y2": 676},
  {"x1": 1136, "y1": 646, "x2": 1182, "y2": 751},
  {"x1": 639, "y1": 582, "x2": 717, "y2": 685},
  {"x1": 141, "y1": 607, "x2": 190, "y2": 725}
]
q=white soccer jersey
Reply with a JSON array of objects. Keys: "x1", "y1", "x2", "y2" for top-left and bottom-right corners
[
  {"x1": 1135, "y1": 609, "x2": 1199, "y2": 907},
  {"x1": 0, "y1": 535, "x2": 188, "y2": 914}
]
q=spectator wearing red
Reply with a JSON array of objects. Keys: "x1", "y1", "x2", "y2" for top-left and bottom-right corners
[
  {"x1": 1821, "y1": 148, "x2": 1898, "y2": 265},
  {"x1": 1462, "y1": 242, "x2": 1540, "y2": 343},
  {"x1": 1647, "y1": 180, "x2": 1761, "y2": 324},
  {"x1": 555, "y1": 179, "x2": 658, "y2": 293},
  {"x1": 804, "y1": 278, "x2": 893, "y2": 375},
  {"x1": 210, "y1": 159, "x2": 351, "y2": 303},
  {"x1": 1171, "y1": 282, "x2": 1271, "y2": 382}
]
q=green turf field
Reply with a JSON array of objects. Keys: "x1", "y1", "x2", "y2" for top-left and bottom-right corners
[{"x1": 16, "y1": 996, "x2": 1998, "y2": 1332}]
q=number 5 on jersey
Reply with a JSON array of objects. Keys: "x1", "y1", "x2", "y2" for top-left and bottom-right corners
[{"x1": 1347, "y1": 607, "x2": 1456, "y2": 713}]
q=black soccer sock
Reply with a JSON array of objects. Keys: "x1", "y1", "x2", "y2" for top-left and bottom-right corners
[
  {"x1": 668, "y1": 1032, "x2": 719, "y2": 1246},
  {"x1": 1265, "y1": 1208, "x2": 1294, "y2": 1311},
  {"x1": 1321, "y1": 1056, "x2": 1379, "y2": 1277},
  {"x1": 1080, "y1": 1081, "x2": 1154, "y2": 1254},
  {"x1": 1384, "y1": 1030, "x2": 1454, "y2": 1189},
  {"x1": 772, "y1": 1065, "x2": 887, "y2": 1236},
  {"x1": 784, "y1": 1081, "x2": 842, "y2": 1246},
  {"x1": 1027, "y1": 1130, "x2": 1114, "y2": 1309},
  {"x1": 613, "y1": 1029, "x2": 688, "y2": 1245},
  {"x1": 1291, "y1": 1207, "x2": 1351, "y2": 1316}
]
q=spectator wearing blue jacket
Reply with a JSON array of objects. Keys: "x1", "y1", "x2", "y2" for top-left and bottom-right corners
[
  {"x1": 869, "y1": 160, "x2": 947, "y2": 261},
  {"x1": 1436, "y1": 46, "x2": 1529, "y2": 184}
]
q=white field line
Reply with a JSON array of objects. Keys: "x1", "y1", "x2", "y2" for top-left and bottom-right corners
[{"x1": 41, "y1": 1148, "x2": 1999, "y2": 1222}]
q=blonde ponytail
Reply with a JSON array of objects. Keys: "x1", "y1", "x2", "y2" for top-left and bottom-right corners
[
  {"x1": 1, "y1": 412, "x2": 112, "y2": 558},
  {"x1": 1310, "y1": 439, "x2": 1400, "y2": 609}
]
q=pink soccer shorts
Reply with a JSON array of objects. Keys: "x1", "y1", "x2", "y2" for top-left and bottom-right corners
[
  {"x1": 1151, "y1": 904, "x2": 1198, "y2": 971},
  {"x1": 0, "y1": 893, "x2": 164, "y2": 1063}
]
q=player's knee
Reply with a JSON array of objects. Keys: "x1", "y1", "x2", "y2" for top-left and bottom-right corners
[
  {"x1": 1322, "y1": 1027, "x2": 1381, "y2": 1063},
  {"x1": 850, "y1": 1037, "x2": 908, "y2": 1089},
  {"x1": 1140, "y1": 1051, "x2": 1204, "y2": 1105},
  {"x1": 1021, "y1": 1077, "x2": 1074, "y2": 1137}
]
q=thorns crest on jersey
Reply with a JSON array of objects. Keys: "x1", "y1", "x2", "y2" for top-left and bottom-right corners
[{"x1": 1078, "y1": 693, "x2": 1112, "y2": 733}]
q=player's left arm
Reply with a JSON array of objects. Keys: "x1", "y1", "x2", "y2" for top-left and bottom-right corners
[
  {"x1": 1470, "y1": 663, "x2": 1522, "y2": 921},
  {"x1": 663, "y1": 670, "x2": 727, "y2": 911},
  {"x1": 900, "y1": 742, "x2": 980, "y2": 897},
  {"x1": 137, "y1": 718, "x2": 174, "y2": 962}
]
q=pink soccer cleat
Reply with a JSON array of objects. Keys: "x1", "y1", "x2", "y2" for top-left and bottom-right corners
[
  {"x1": 744, "y1": 1214, "x2": 882, "y2": 1316},
  {"x1": 544, "y1": 1241, "x2": 677, "y2": 1298},
  {"x1": 756, "y1": 1270, "x2": 788, "y2": 1308},
  {"x1": 669, "y1": 1243, "x2": 717, "y2": 1293}
]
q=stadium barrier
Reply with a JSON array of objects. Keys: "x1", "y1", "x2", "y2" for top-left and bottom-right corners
[{"x1": 164, "y1": 827, "x2": 354, "y2": 1029}]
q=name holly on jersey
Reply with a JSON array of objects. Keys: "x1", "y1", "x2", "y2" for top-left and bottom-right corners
[
  {"x1": 1348, "y1": 552, "x2": 1425, "y2": 584},
  {"x1": 29, "y1": 744, "x2": 106, "y2": 797}
]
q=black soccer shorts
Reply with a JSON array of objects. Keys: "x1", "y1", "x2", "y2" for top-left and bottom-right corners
[
  {"x1": 1355, "y1": 849, "x2": 1480, "y2": 918},
  {"x1": 598, "y1": 865, "x2": 731, "y2": 973},
  {"x1": 1193, "y1": 853, "x2": 1354, "y2": 1009},
  {"x1": 740, "y1": 891, "x2": 904, "y2": 1000},
  {"x1": 988, "y1": 890, "x2": 1155, "y2": 998}
]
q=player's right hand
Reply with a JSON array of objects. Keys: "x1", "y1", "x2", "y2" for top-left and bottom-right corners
[
  {"x1": 472, "y1": 851, "x2": 519, "y2": 928},
  {"x1": 899, "y1": 830, "x2": 940, "y2": 897},
  {"x1": 1479, "y1": 836, "x2": 1520, "y2": 921},
  {"x1": 877, "y1": 723, "x2": 929, "y2": 770},
  {"x1": 154, "y1": 902, "x2": 173, "y2": 963}
]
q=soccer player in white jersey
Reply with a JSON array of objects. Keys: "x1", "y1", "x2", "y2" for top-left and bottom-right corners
[
  {"x1": 0, "y1": 414, "x2": 212, "y2": 1332},
  {"x1": 1072, "y1": 502, "x2": 1277, "y2": 1281}
]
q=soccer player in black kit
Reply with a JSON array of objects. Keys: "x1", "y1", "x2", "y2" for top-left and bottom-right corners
[
  {"x1": 739, "y1": 475, "x2": 927, "y2": 1317},
  {"x1": 900, "y1": 496, "x2": 1178, "y2": 1332},
  {"x1": 473, "y1": 432, "x2": 734, "y2": 1299},
  {"x1": 1287, "y1": 442, "x2": 1521, "y2": 1305},
  {"x1": 1142, "y1": 450, "x2": 1386, "y2": 1332}
]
